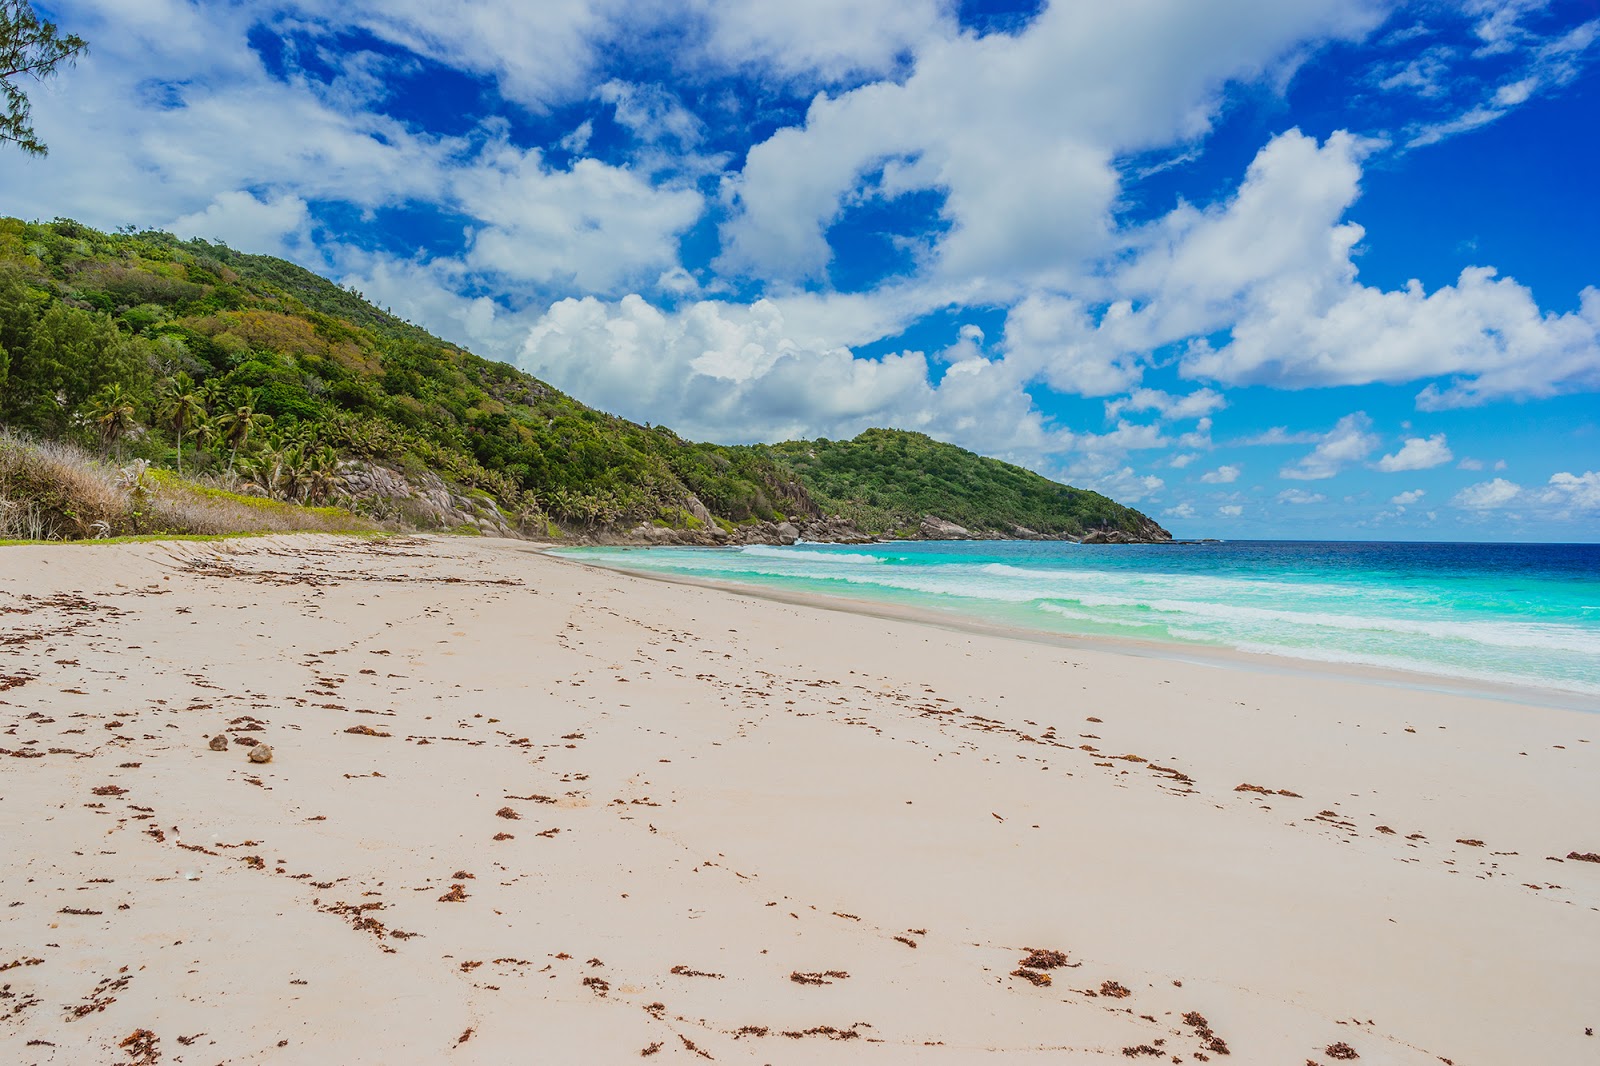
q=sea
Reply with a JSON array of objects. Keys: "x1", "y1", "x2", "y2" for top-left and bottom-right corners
[{"x1": 556, "y1": 540, "x2": 1600, "y2": 703}]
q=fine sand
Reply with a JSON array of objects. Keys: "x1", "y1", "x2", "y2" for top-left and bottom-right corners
[{"x1": 1, "y1": 534, "x2": 1596, "y2": 1064}]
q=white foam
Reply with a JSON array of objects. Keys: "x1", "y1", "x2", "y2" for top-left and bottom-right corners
[{"x1": 738, "y1": 545, "x2": 886, "y2": 565}]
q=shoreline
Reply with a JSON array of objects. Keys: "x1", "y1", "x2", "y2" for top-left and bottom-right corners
[
  {"x1": 3, "y1": 533, "x2": 1596, "y2": 1063},
  {"x1": 544, "y1": 546, "x2": 1600, "y2": 714}
]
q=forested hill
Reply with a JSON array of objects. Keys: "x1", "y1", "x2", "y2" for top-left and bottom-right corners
[
  {"x1": 0, "y1": 216, "x2": 1168, "y2": 542},
  {"x1": 769, "y1": 430, "x2": 1168, "y2": 539}
]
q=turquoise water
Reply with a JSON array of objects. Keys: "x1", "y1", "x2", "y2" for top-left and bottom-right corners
[{"x1": 557, "y1": 540, "x2": 1600, "y2": 701}]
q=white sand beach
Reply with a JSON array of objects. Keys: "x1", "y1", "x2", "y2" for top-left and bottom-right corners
[{"x1": 1, "y1": 534, "x2": 1596, "y2": 1064}]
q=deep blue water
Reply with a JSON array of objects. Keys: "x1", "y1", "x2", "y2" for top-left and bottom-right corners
[{"x1": 557, "y1": 540, "x2": 1600, "y2": 700}]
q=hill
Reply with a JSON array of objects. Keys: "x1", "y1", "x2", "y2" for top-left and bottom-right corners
[
  {"x1": 769, "y1": 429, "x2": 1167, "y2": 539},
  {"x1": 0, "y1": 216, "x2": 1168, "y2": 543}
]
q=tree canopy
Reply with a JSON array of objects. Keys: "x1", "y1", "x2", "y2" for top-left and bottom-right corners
[{"x1": 1, "y1": 1, "x2": 86, "y2": 156}]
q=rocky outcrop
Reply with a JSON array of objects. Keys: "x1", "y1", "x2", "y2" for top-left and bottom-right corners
[
  {"x1": 1079, "y1": 519, "x2": 1173, "y2": 544},
  {"x1": 918, "y1": 515, "x2": 972, "y2": 540},
  {"x1": 798, "y1": 515, "x2": 876, "y2": 543},
  {"x1": 336, "y1": 461, "x2": 523, "y2": 538}
]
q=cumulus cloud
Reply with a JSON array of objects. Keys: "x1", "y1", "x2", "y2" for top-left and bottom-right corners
[
  {"x1": 1279, "y1": 413, "x2": 1379, "y2": 480},
  {"x1": 693, "y1": 0, "x2": 956, "y2": 84},
  {"x1": 1452, "y1": 470, "x2": 1600, "y2": 516},
  {"x1": 517, "y1": 293, "x2": 1045, "y2": 449},
  {"x1": 1540, "y1": 470, "x2": 1600, "y2": 512},
  {"x1": 1454, "y1": 477, "x2": 1522, "y2": 509},
  {"x1": 169, "y1": 191, "x2": 314, "y2": 260},
  {"x1": 1375, "y1": 433, "x2": 1452, "y2": 471},
  {"x1": 455, "y1": 147, "x2": 704, "y2": 292},
  {"x1": 999, "y1": 293, "x2": 1144, "y2": 396},
  {"x1": 1104, "y1": 387, "x2": 1226, "y2": 422},
  {"x1": 1130, "y1": 130, "x2": 1600, "y2": 407},
  {"x1": 718, "y1": 0, "x2": 1380, "y2": 284},
  {"x1": 1218, "y1": 504, "x2": 1244, "y2": 516},
  {"x1": 1277, "y1": 489, "x2": 1326, "y2": 504},
  {"x1": 1200, "y1": 464, "x2": 1241, "y2": 483},
  {"x1": 1390, "y1": 488, "x2": 1426, "y2": 505}
]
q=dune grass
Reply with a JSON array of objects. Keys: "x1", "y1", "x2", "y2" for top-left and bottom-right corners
[{"x1": 0, "y1": 433, "x2": 378, "y2": 543}]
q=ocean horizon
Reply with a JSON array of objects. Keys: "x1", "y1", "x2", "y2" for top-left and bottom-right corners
[{"x1": 559, "y1": 539, "x2": 1600, "y2": 702}]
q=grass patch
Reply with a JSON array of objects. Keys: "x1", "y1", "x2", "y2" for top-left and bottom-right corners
[{"x1": 1, "y1": 433, "x2": 378, "y2": 542}]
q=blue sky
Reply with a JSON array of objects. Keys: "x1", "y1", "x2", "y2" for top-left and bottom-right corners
[{"x1": 10, "y1": 0, "x2": 1600, "y2": 540}]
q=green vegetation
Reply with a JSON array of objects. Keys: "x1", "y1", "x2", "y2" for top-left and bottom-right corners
[
  {"x1": 768, "y1": 429, "x2": 1161, "y2": 538},
  {"x1": 2, "y1": 2, "x2": 87, "y2": 157},
  {"x1": 0, "y1": 433, "x2": 373, "y2": 541},
  {"x1": 0, "y1": 216, "x2": 810, "y2": 531},
  {"x1": 0, "y1": 215, "x2": 1164, "y2": 542}
]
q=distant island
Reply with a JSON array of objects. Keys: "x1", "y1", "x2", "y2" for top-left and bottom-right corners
[{"x1": 0, "y1": 216, "x2": 1168, "y2": 545}]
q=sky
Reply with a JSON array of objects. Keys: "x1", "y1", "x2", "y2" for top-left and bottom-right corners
[{"x1": 7, "y1": 0, "x2": 1600, "y2": 540}]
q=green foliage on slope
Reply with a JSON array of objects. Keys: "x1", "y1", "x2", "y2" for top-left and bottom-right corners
[
  {"x1": 0, "y1": 216, "x2": 811, "y2": 528},
  {"x1": 766, "y1": 429, "x2": 1163, "y2": 537},
  {"x1": 0, "y1": 216, "x2": 1164, "y2": 539}
]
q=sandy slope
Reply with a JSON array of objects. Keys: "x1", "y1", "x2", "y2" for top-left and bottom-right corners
[{"x1": 1, "y1": 534, "x2": 1596, "y2": 1065}]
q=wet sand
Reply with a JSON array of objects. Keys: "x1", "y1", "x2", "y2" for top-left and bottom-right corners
[{"x1": 1, "y1": 534, "x2": 1596, "y2": 1063}]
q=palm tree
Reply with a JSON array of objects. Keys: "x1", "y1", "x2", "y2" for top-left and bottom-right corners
[
  {"x1": 217, "y1": 389, "x2": 269, "y2": 474},
  {"x1": 301, "y1": 445, "x2": 340, "y2": 504},
  {"x1": 197, "y1": 378, "x2": 227, "y2": 417},
  {"x1": 84, "y1": 383, "x2": 137, "y2": 456},
  {"x1": 156, "y1": 372, "x2": 205, "y2": 475}
]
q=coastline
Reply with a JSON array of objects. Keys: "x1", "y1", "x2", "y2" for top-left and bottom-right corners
[
  {"x1": 3, "y1": 533, "x2": 1596, "y2": 1063},
  {"x1": 546, "y1": 546, "x2": 1600, "y2": 714}
]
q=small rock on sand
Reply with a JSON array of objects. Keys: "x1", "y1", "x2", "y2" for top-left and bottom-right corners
[
  {"x1": 248, "y1": 743, "x2": 273, "y2": 764},
  {"x1": 209, "y1": 734, "x2": 229, "y2": 751}
]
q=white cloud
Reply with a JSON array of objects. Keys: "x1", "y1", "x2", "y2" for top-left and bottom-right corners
[
  {"x1": 693, "y1": 0, "x2": 956, "y2": 84},
  {"x1": 1375, "y1": 433, "x2": 1452, "y2": 471},
  {"x1": 1169, "y1": 453, "x2": 1199, "y2": 469},
  {"x1": 1124, "y1": 130, "x2": 1600, "y2": 407},
  {"x1": 596, "y1": 80, "x2": 704, "y2": 147},
  {"x1": 1200, "y1": 464, "x2": 1241, "y2": 484},
  {"x1": 1277, "y1": 489, "x2": 1326, "y2": 504},
  {"x1": 455, "y1": 147, "x2": 704, "y2": 292},
  {"x1": 169, "y1": 191, "x2": 313, "y2": 260},
  {"x1": 313, "y1": 0, "x2": 627, "y2": 109},
  {"x1": 1164, "y1": 501, "x2": 1196, "y2": 519},
  {"x1": 999, "y1": 293, "x2": 1144, "y2": 396},
  {"x1": 1104, "y1": 387, "x2": 1226, "y2": 421},
  {"x1": 1390, "y1": 488, "x2": 1426, "y2": 505},
  {"x1": 1280, "y1": 413, "x2": 1379, "y2": 480},
  {"x1": 1218, "y1": 504, "x2": 1244, "y2": 516},
  {"x1": 1402, "y1": 7, "x2": 1599, "y2": 147},
  {"x1": 1073, "y1": 466, "x2": 1167, "y2": 504},
  {"x1": 1237, "y1": 426, "x2": 1323, "y2": 446},
  {"x1": 1540, "y1": 470, "x2": 1600, "y2": 512},
  {"x1": 517, "y1": 293, "x2": 1045, "y2": 450},
  {"x1": 1458, "y1": 457, "x2": 1485, "y2": 471},
  {"x1": 1454, "y1": 477, "x2": 1523, "y2": 509},
  {"x1": 718, "y1": 1, "x2": 1381, "y2": 284}
]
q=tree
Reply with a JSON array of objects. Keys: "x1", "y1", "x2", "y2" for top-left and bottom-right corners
[
  {"x1": 1, "y1": 1, "x2": 87, "y2": 156},
  {"x1": 156, "y1": 372, "x2": 205, "y2": 475},
  {"x1": 217, "y1": 388, "x2": 269, "y2": 474},
  {"x1": 84, "y1": 382, "x2": 136, "y2": 455}
]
